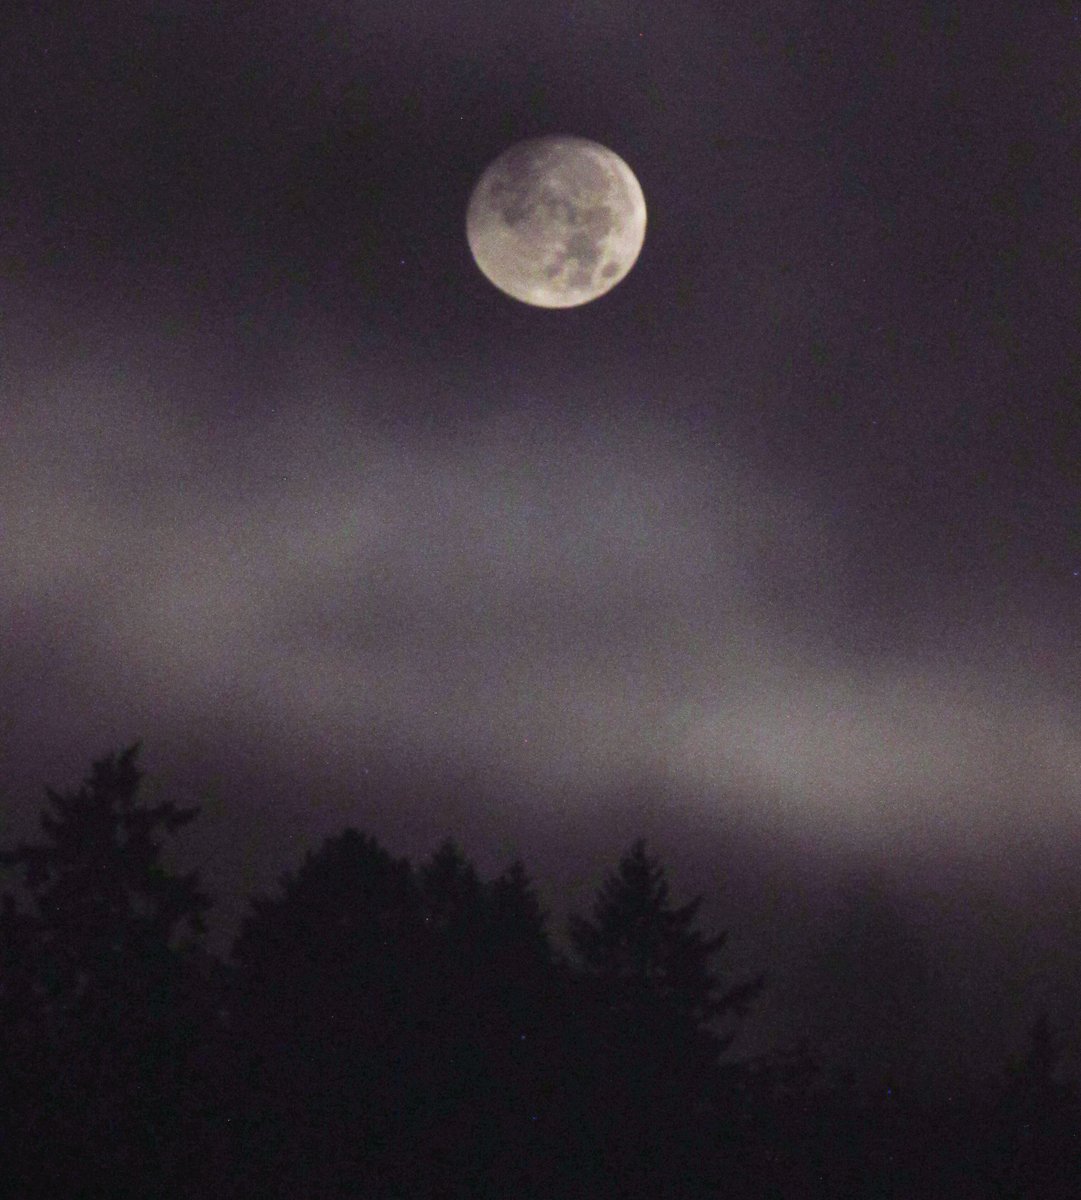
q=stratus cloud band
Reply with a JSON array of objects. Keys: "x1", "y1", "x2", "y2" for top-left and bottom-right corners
[{"x1": 3, "y1": 357, "x2": 1078, "y2": 856}]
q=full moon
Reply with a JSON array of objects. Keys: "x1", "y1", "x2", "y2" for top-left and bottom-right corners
[{"x1": 466, "y1": 136, "x2": 647, "y2": 308}]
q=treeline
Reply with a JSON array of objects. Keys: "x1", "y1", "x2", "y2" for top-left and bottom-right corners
[{"x1": 1, "y1": 745, "x2": 1079, "y2": 1197}]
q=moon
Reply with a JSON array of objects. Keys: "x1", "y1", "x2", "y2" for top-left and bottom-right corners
[{"x1": 466, "y1": 136, "x2": 647, "y2": 308}]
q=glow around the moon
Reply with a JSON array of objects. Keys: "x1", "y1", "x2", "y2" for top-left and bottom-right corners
[{"x1": 466, "y1": 136, "x2": 647, "y2": 308}]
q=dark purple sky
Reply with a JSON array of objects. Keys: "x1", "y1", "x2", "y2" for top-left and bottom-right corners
[{"x1": 2, "y1": 0, "x2": 1080, "y2": 1084}]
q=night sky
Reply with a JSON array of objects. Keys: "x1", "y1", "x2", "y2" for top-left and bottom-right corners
[{"x1": 3, "y1": 0, "x2": 1080, "y2": 1087}]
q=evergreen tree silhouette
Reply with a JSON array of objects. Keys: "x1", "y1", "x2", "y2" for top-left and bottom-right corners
[
  {"x1": 229, "y1": 827, "x2": 424, "y2": 1197},
  {"x1": 568, "y1": 838, "x2": 764, "y2": 1047},
  {"x1": 565, "y1": 838, "x2": 765, "y2": 1198},
  {"x1": 413, "y1": 841, "x2": 565, "y2": 1198},
  {"x1": 0, "y1": 745, "x2": 211, "y2": 1197},
  {"x1": 229, "y1": 829, "x2": 566, "y2": 1198}
]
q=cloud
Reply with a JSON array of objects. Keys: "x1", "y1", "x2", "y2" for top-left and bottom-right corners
[
  {"x1": 3, "y1": 343, "x2": 1079, "y2": 861},
  {"x1": 675, "y1": 663, "x2": 1081, "y2": 849}
]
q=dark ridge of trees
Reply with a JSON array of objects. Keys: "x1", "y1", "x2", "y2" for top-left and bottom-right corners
[{"x1": 2, "y1": 745, "x2": 1081, "y2": 1197}]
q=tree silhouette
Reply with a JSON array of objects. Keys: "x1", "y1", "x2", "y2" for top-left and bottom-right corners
[
  {"x1": 228, "y1": 829, "x2": 569, "y2": 1198},
  {"x1": 11, "y1": 746, "x2": 1041, "y2": 1198},
  {"x1": 0, "y1": 745, "x2": 211, "y2": 1197},
  {"x1": 0, "y1": 743, "x2": 207, "y2": 984},
  {"x1": 228, "y1": 827, "x2": 424, "y2": 1197},
  {"x1": 409, "y1": 840, "x2": 567, "y2": 1198},
  {"x1": 564, "y1": 838, "x2": 766, "y2": 1198},
  {"x1": 568, "y1": 838, "x2": 764, "y2": 1046}
]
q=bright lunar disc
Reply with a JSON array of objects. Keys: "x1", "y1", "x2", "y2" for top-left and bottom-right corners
[{"x1": 466, "y1": 136, "x2": 647, "y2": 308}]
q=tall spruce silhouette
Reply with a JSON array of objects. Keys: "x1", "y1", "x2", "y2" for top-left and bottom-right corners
[
  {"x1": 567, "y1": 838, "x2": 764, "y2": 1047},
  {"x1": 564, "y1": 838, "x2": 765, "y2": 1199},
  {"x1": 0, "y1": 745, "x2": 211, "y2": 1198}
]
